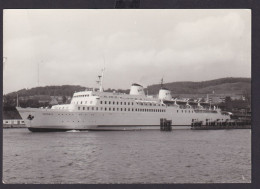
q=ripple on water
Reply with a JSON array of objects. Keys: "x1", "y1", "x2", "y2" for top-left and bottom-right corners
[{"x1": 3, "y1": 129, "x2": 251, "y2": 184}]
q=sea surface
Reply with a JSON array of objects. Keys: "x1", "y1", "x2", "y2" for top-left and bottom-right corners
[{"x1": 3, "y1": 128, "x2": 251, "y2": 184}]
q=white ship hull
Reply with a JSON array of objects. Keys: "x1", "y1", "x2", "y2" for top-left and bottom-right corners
[
  {"x1": 17, "y1": 106, "x2": 229, "y2": 131},
  {"x1": 17, "y1": 79, "x2": 231, "y2": 132}
]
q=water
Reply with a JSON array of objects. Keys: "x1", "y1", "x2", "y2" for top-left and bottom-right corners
[{"x1": 3, "y1": 128, "x2": 251, "y2": 184}]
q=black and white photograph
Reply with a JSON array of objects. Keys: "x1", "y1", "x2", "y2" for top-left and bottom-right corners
[{"x1": 3, "y1": 9, "x2": 251, "y2": 184}]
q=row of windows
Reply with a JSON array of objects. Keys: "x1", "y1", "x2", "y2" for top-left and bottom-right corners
[
  {"x1": 74, "y1": 94, "x2": 147, "y2": 100},
  {"x1": 74, "y1": 94, "x2": 90, "y2": 98},
  {"x1": 73, "y1": 100, "x2": 163, "y2": 106},
  {"x1": 102, "y1": 95, "x2": 146, "y2": 100},
  {"x1": 100, "y1": 101, "x2": 135, "y2": 105},
  {"x1": 73, "y1": 101, "x2": 93, "y2": 105},
  {"x1": 77, "y1": 106, "x2": 166, "y2": 112},
  {"x1": 177, "y1": 110, "x2": 194, "y2": 113}
]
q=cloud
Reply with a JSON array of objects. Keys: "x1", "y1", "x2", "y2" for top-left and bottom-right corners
[{"x1": 3, "y1": 10, "x2": 251, "y2": 94}]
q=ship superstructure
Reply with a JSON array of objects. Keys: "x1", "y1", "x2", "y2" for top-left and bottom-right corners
[{"x1": 17, "y1": 70, "x2": 230, "y2": 132}]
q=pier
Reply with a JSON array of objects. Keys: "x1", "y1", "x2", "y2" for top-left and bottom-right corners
[
  {"x1": 160, "y1": 118, "x2": 172, "y2": 131},
  {"x1": 191, "y1": 119, "x2": 251, "y2": 130}
]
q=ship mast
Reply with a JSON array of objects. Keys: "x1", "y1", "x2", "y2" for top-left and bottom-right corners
[
  {"x1": 16, "y1": 93, "x2": 19, "y2": 107},
  {"x1": 99, "y1": 68, "x2": 105, "y2": 92},
  {"x1": 160, "y1": 77, "x2": 164, "y2": 89}
]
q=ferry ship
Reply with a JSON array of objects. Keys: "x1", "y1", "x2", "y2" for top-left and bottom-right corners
[{"x1": 17, "y1": 70, "x2": 230, "y2": 132}]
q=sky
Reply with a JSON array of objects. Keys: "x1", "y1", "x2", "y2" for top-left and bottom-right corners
[{"x1": 3, "y1": 9, "x2": 251, "y2": 94}]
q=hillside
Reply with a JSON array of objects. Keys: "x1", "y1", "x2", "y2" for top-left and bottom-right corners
[
  {"x1": 4, "y1": 77, "x2": 251, "y2": 99},
  {"x1": 7, "y1": 85, "x2": 87, "y2": 97},
  {"x1": 147, "y1": 77, "x2": 251, "y2": 95},
  {"x1": 3, "y1": 77, "x2": 251, "y2": 119}
]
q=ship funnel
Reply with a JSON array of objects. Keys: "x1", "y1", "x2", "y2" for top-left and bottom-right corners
[
  {"x1": 130, "y1": 83, "x2": 145, "y2": 95},
  {"x1": 158, "y1": 87, "x2": 172, "y2": 100}
]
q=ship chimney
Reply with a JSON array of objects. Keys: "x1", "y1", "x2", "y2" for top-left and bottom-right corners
[
  {"x1": 158, "y1": 87, "x2": 172, "y2": 100},
  {"x1": 130, "y1": 83, "x2": 145, "y2": 95},
  {"x1": 158, "y1": 78, "x2": 172, "y2": 100}
]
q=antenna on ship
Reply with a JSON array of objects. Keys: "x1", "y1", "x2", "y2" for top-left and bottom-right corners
[
  {"x1": 160, "y1": 77, "x2": 164, "y2": 89},
  {"x1": 96, "y1": 55, "x2": 106, "y2": 92},
  {"x1": 16, "y1": 93, "x2": 19, "y2": 107},
  {"x1": 99, "y1": 67, "x2": 105, "y2": 92}
]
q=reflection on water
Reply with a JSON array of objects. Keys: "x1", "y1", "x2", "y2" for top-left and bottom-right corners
[{"x1": 3, "y1": 129, "x2": 251, "y2": 184}]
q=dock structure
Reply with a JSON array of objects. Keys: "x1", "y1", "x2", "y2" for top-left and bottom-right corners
[
  {"x1": 160, "y1": 118, "x2": 172, "y2": 131},
  {"x1": 191, "y1": 119, "x2": 251, "y2": 130}
]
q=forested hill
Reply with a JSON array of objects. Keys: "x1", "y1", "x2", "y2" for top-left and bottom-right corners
[
  {"x1": 147, "y1": 77, "x2": 251, "y2": 95},
  {"x1": 6, "y1": 77, "x2": 250, "y2": 97},
  {"x1": 6, "y1": 85, "x2": 87, "y2": 97}
]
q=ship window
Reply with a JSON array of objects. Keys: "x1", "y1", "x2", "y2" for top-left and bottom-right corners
[
  {"x1": 125, "y1": 108, "x2": 127, "y2": 111},
  {"x1": 132, "y1": 108, "x2": 134, "y2": 111},
  {"x1": 117, "y1": 102, "x2": 119, "y2": 105},
  {"x1": 128, "y1": 108, "x2": 130, "y2": 111},
  {"x1": 81, "y1": 101, "x2": 83, "y2": 104},
  {"x1": 113, "y1": 108, "x2": 115, "y2": 111},
  {"x1": 87, "y1": 107, "x2": 89, "y2": 110},
  {"x1": 132, "y1": 102, "x2": 134, "y2": 105},
  {"x1": 109, "y1": 101, "x2": 111, "y2": 104},
  {"x1": 117, "y1": 108, "x2": 119, "y2": 111},
  {"x1": 128, "y1": 102, "x2": 130, "y2": 105},
  {"x1": 96, "y1": 107, "x2": 98, "y2": 110},
  {"x1": 124, "y1": 102, "x2": 126, "y2": 105},
  {"x1": 105, "y1": 101, "x2": 107, "y2": 104},
  {"x1": 105, "y1": 108, "x2": 107, "y2": 111},
  {"x1": 109, "y1": 108, "x2": 111, "y2": 111},
  {"x1": 100, "y1": 101, "x2": 103, "y2": 104},
  {"x1": 92, "y1": 107, "x2": 94, "y2": 110},
  {"x1": 121, "y1": 102, "x2": 122, "y2": 105},
  {"x1": 100, "y1": 107, "x2": 103, "y2": 110},
  {"x1": 83, "y1": 107, "x2": 85, "y2": 110},
  {"x1": 121, "y1": 108, "x2": 123, "y2": 111},
  {"x1": 177, "y1": 110, "x2": 178, "y2": 113},
  {"x1": 78, "y1": 107, "x2": 80, "y2": 110},
  {"x1": 182, "y1": 110, "x2": 183, "y2": 113},
  {"x1": 135, "y1": 108, "x2": 137, "y2": 111}
]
